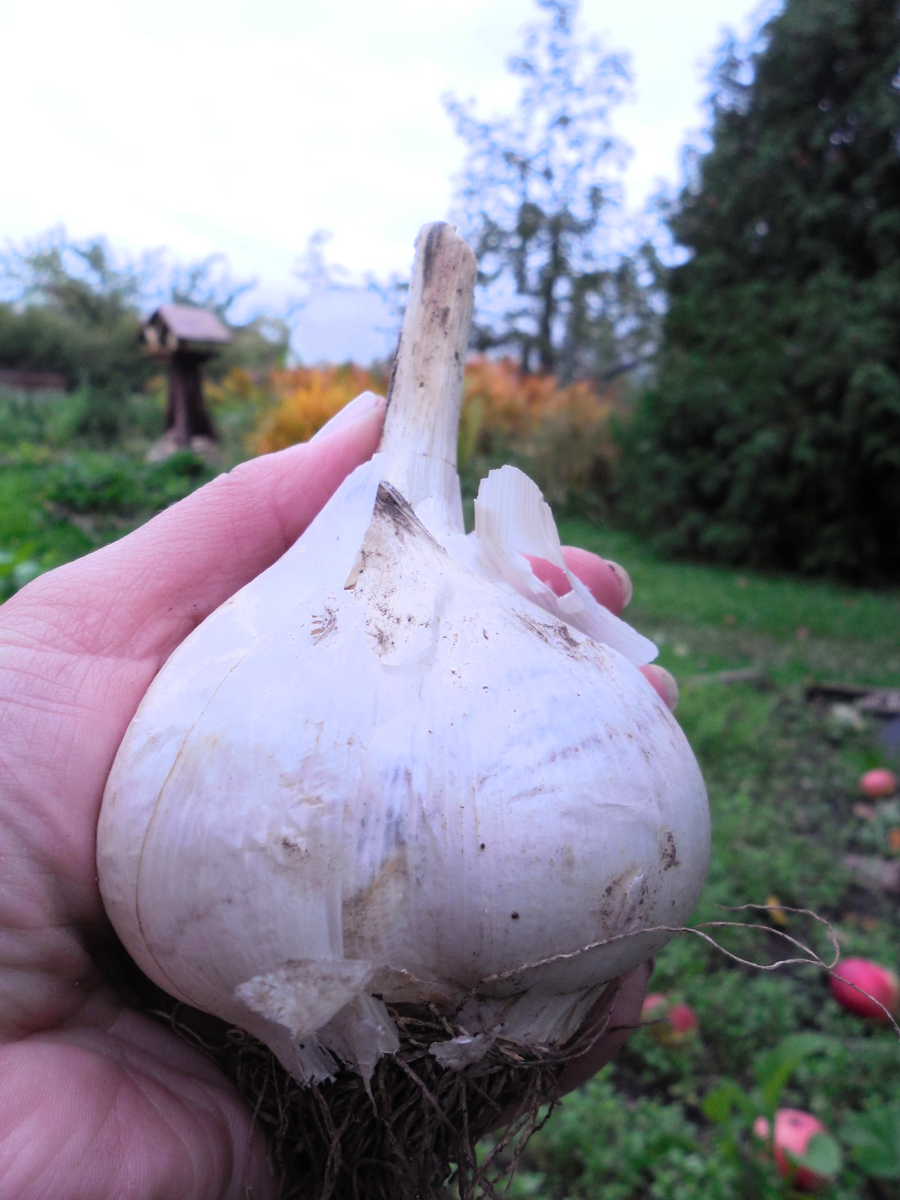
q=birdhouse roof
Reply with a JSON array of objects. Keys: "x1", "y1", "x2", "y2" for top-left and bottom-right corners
[{"x1": 149, "y1": 304, "x2": 232, "y2": 344}]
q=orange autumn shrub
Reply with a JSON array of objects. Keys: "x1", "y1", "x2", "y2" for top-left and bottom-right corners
[
  {"x1": 244, "y1": 356, "x2": 617, "y2": 514},
  {"x1": 462, "y1": 357, "x2": 578, "y2": 443},
  {"x1": 460, "y1": 358, "x2": 618, "y2": 512},
  {"x1": 461, "y1": 357, "x2": 614, "y2": 452},
  {"x1": 251, "y1": 364, "x2": 387, "y2": 453}
]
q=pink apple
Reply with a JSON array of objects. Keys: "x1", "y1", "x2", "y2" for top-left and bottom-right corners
[
  {"x1": 640, "y1": 993, "x2": 698, "y2": 1046},
  {"x1": 754, "y1": 1109, "x2": 832, "y2": 1192},
  {"x1": 830, "y1": 957, "x2": 900, "y2": 1022},
  {"x1": 860, "y1": 768, "x2": 898, "y2": 798}
]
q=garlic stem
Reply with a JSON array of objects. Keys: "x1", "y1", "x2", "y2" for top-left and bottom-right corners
[{"x1": 379, "y1": 222, "x2": 477, "y2": 539}]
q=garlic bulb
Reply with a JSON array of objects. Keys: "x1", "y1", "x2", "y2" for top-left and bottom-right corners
[{"x1": 97, "y1": 223, "x2": 709, "y2": 1092}]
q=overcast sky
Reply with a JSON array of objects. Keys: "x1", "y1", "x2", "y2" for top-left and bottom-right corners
[{"x1": 0, "y1": 0, "x2": 779, "y2": 361}]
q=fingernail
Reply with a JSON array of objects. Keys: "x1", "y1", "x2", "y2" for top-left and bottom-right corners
[
  {"x1": 641, "y1": 665, "x2": 679, "y2": 711},
  {"x1": 310, "y1": 391, "x2": 386, "y2": 442},
  {"x1": 607, "y1": 560, "x2": 633, "y2": 608}
]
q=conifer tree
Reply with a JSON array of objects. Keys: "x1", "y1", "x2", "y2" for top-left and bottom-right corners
[{"x1": 619, "y1": 0, "x2": 900, "y2": 582}]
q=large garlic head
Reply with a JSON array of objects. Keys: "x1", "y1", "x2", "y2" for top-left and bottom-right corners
[{"x1": 98, "y1": 456, "x2": 709, "y2": 1084}]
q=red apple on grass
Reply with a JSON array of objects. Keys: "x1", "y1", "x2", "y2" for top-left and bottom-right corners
[
  {"x1": 640, "y1": 993, "x2": 698, "y2": 1046},
  {"x1": 753, "y1": 1109, "x2": 833, "y2": 1193},
  {"x1": 860, "y1": 768, "x2": 898, "y2": 798},
  {"x1": 830, "y1": 957, "x2": 900, "y2": 1022}
]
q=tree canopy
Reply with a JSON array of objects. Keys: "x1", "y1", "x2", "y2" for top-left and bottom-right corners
[{"x1": 619, "y1": 0, "x2": 900, "y2": 583}]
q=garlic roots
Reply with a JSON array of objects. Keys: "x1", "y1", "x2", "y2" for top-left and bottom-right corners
[{"x1": 97, "y1": 223, "x2": 709, "y2": 1095}]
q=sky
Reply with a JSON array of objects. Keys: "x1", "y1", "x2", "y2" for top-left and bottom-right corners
[{"x1": 0, "y1": 0, "x2": 780, "y2": 361}]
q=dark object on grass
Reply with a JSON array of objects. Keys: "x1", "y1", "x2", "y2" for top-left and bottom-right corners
[
  {"x1": 688, "y1": 668, "x2": 771, "y2": 689},
  {"x1": 805, "y1": 683, "x2": 900, "y2": 720},
  {"x1": 141, "y1": 304, "x2": 231, "y2": 459},
  {"x1": 0, "y1": 368, "x2": 68, "y2": 392},
  {"x1": 877, "y1": 717, "x2": 900, "y2": 764}
]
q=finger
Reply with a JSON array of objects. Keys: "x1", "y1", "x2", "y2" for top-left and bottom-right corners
[
  {"x1": 9, "y1": 393, "x2": 386, "y2": 664},
  {"x1": 525, "y1": 549, "x2": 632, "y2": 615},
  {"x1": 564, "y1": 547, "x2": 632, "y2": 613},
  {"x1": 556, "y1": 959, "x2": 653, "y2": 1095},
  {"x1": 640, "y1": 664, "x2": 679, "y2": 711}
]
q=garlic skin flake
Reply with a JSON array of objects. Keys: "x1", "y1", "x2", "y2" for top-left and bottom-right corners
[{"x1": 98, "y1": 450, "x2": 709, "y2": 1085}]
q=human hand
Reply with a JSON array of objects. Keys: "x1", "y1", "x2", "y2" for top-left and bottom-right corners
[
  {"x1": 0, "y1": 396, "x2": 387, "y2": 1199},
  {"x1": 0, "y1": 391, "x2": 668, "y2": 1197}
]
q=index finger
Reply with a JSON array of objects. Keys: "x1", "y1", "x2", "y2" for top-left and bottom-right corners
[{"x1": 525, "y1": 549, "x2": 633, "y2": 615}]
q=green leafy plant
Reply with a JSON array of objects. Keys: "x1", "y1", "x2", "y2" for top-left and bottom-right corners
[
  {"x1": 45, "y1": 451, "x2": 215, "y2": 519},
  {"x1": 702, "y1": 1034, "x2": 842, "y2": 1189},
  {"x1": 843, "y1": 1099, "x2": 900, "y2": 1181}
]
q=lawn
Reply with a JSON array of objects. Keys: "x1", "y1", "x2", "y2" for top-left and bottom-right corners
[
  {"x1": 498, "y1": 519, "x2": 900, "y2": 1199},
  {"x1": 2, "y1": 392, "x2": 898, "y2": 1197}
]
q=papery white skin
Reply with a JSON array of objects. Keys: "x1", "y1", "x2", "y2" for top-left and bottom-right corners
[{"x1": 98, "y1": 453, "x2": 709, "y2": 1086}]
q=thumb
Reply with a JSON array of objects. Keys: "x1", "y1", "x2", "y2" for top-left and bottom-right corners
[{"x1": 7, "y1": 393, "x2": 387, "y2": 665}]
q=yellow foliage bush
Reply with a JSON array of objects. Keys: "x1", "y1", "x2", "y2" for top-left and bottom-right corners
[
  {"x1": 461, "y1": 357, "x2": 611, "y2": 445},
  {"x1": 460, "y1": 358, "x2": 617, "y2": 510},
  {"x1": 250, "y1": 364, "x2": 387, "y2": 454},
  {"x1": 238, "y1": 356, "x2": 617, "y2": 513},
  {"x1": 205, "y1": 366, "x2": 268, "y2": 408}
]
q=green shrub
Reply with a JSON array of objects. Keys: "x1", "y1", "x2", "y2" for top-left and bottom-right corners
[
  {"x1": 45, "y1": 451, "x2": 215, "y2": 517},
  {"x1": 506, "y1": 1072, "x2": 745, "y2": 1199},
  {"x1": 0, "y1": 385, "x2": 164, "y2": 449}
]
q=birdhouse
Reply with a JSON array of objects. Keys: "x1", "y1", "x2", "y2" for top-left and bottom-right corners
[
  {"x1": 141, "y1": 304, "x2": 232, "y2": 360},
  {"x1": 140, "y1": 304, "x2": 232, "y2": 460}
]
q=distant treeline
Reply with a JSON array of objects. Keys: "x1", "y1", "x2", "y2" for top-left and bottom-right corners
[
  {"x1": 3, "y1": 0, "x2": 899, "y2": 585},
  {"x1": 0, "y1": 233, "x2": 287, "y2": 399}
]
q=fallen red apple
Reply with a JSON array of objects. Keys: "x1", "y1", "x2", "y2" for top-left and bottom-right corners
[
  {"x1": 830, "y1": 957, "x2": 900, "y2": 1022},
  {"x1": 640, "y1": 993, "x2": 698, "y2": 1046},
  {"x1": 860, "y1": 768, "x2": 898, "y2": 798},
  {"x1": 753, "y1": 1109, "x2": 832, "y2": 1192}
]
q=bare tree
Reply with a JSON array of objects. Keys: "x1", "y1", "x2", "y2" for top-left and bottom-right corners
[{"x1": 445, "y1": 0, "x2": 662, "y2": 384}]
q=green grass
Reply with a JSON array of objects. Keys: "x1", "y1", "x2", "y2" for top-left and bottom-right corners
[
  {"x1": 0, "y1": 450, "x2": 217, "y2": 592},
  {"x1": 496, "y1": 521, "x2": 900, "y2": 1200},
  {"x1": 560, "y1": 521, "x2": 900, "y2": 688},
  {"x1": 0, "y1": 388, "x2": 221, "y2": 593},
  {"x1": 2, "y1": 419, "x2": 898, "y2": 1198}
]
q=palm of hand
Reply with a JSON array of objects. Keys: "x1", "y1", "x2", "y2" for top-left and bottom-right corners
[
  {"x1": 0, "y1": 446, "x2": 339, "y2": 1199},
  {"x1": 0, "y1": 413, "x2": 651, "y2": 1199}
]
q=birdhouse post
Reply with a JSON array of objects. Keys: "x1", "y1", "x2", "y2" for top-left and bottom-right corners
[{"x1": 140, "y1": 304, "x2": 232, "y2": 458}]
